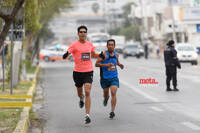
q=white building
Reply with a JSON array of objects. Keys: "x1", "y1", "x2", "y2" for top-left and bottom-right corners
[{"x1": 130, "y1": 0, "x2": 200, "y2": 46}]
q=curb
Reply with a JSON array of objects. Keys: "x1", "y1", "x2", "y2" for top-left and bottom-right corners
[
  {"x1": 13, "y1": 65, "x2": 40, "y2": 133},
  {"x1": 12, "y1": 65, "x2": 40, "y2": 133},
  {"x1": 13, "y1": 107, "x2": 30, "y2": 133}
]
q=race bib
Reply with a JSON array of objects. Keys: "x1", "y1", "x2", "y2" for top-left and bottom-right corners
[
  {"x1": 81, "y1": 53, "x2": 90, "y2": 61},
  {"x1": 108, "y1": 63, "x2": 116, "y2": 71}
]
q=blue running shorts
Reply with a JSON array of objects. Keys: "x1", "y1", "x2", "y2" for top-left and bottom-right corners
[{"x1": 100, "y1": 77, "x2": 119, "y2": 89}]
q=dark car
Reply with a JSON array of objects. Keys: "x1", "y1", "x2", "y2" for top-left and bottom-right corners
[
  {"x1": 123, "y1": 44, "x2": 143, "y2": 58},
  {"x1": 197, "y1": 46, "x2": 200, "y2": 54}
]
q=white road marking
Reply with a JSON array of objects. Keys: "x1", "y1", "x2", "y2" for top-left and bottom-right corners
[
  {"x1": 120, "y1": 79, "x2": 159, "y2": 102},
  {"x1": 181, "y1": 122, "x2": 200, "y2": 131},
  {"x1": 150, "y1": 106, "x2": 163, "y2": 112}
]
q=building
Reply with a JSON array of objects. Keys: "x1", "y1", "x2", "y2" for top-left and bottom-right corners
[{"x1": 130, "y1": 0, "x2": 200, "y2": 46}]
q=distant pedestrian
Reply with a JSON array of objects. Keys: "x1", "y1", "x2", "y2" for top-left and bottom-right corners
[
  {"x1": 0, "y1": 42, "x2": 8, "y2": 67},
  {"x1": 156, "y1": 44, "x2": 160, "y2": 58},
  {"x1": 144, "y1": 43, "x2": 149, "y2": 59},
  {"x1": 164, "y1": 40, "x2": 181, "y2": 91}
]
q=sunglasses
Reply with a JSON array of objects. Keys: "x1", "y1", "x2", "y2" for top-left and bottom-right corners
[{"x1": 79, "y1": 31, "x2": 87, "y2": 33}]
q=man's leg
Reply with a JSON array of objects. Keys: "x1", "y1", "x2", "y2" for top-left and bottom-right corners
[
  {"x1": 172, "y1": 67, "x2": 178, "y2": 91},
  {"x1": 166, "y1": 67, "x2": 172, "y2": 91},
  {"x1": 166, "y1": 75, "x2": 172, "y2": 89},
  {"x1": 77, "y1": 87, "x2": 84, "y2": 108},
  {"x1": 84, "y1": 83, "x2": 92, "y2": 115},
  {"x1": 104, "y1": 88, "x2": 109, "y2": 99},
  {"x1": 172, "y1": 74, "x2": 178, "y2": 91},
  {"x1": 110, "y1": 85, "x2": 117, "y2": 112},
  {"x1": 103, "y1": 88, "x2": 109, "y2": 106},
  {"x1": 109, "y1": 85, "x2": 117, "y2": 119},
  {"x1": 73, "y1": 71, "x2": 84, "y2": 108},
  {"x1": 77, "y1": 87, "x2": 83, "y2": 99},
  {"x1": 84, "y1": 83, "x2": 92, "y2": 124}
]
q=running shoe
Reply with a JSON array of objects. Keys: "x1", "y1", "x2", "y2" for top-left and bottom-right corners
[
  {"x1": 103, "y1": 97, "x2": 109, "y2": 107},
  {"x1": 85, "y1": 115, "x2": 91, "y2": 124},
  {"x1": 79, "y1": 95, "x2": 84, "y2": 108},
  {"x1": 109, "y1": 112, "x2": 115, "y2": 119},
  {"x1": 79, "y1": 100, "x2": 84, "y2": 108}
]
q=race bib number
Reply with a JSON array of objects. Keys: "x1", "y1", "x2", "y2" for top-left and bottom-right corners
[
  {"x1": 81, "y1": 53, "x2": 90, "y2": 61},
  {"x1": 108, "y1": 63, "x2": 116, "y2": 71}
]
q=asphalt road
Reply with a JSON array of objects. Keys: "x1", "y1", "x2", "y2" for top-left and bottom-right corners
[{"x1": 40, "y1": 56, "x2": 200, "y2": 133}]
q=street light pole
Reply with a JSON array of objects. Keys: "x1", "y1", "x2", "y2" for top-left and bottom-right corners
[
  {"x1": 103, "y1": 0, "x2": 107, "y2": 32},
  {"x1": 169, "y1": 0, "x2": 177, "y2": 43},
  {"x1": 10, "y1": 23, "x2": 14, "y2": 95},
  {"x1": 140, "y1": 0, "x2": 144, "y2": 45},
  {"x1": 2, "y1": 42, "x2": 5, "y2": 92}
]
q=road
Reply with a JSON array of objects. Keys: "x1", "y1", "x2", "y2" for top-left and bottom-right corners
[{"x1": 39, "y1": 56, "x2": 200, "y2": 133}]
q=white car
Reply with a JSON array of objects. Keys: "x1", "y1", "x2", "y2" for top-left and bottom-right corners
[
  {"x1": 175, "y1": 44, "x2": 198, "y2": 65},
  {"x1": 39, "y1": 45, "x2": 68, "y2": 62}
]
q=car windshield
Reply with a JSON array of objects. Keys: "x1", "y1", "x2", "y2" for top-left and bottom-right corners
[
  {"x1": 177, "y1": 46, "x2": 194, "y2": 51},
  {"x1": 126, "y1": 45, "x2": 138, "y2": 49},
  {"x1": 93, "y1": 40, "x2": 107, "y2": 43}
]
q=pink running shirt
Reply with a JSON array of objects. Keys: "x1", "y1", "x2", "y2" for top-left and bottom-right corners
[{"x1": 67, "y1": 40, "x2": 95, "y2": 72}]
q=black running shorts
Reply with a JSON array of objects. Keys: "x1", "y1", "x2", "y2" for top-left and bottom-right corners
[{"x1": 73, "y1": 71, "x2": 93, "y2": 88}]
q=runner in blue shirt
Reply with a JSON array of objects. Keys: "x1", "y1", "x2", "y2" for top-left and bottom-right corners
[{"x1": 95, "y1": 39, "x2": 124, "y2": 119}]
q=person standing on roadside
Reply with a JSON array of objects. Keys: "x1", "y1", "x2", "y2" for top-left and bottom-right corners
[{"x1": 164, "y1": 40, "x2": 181, "y2": 91}]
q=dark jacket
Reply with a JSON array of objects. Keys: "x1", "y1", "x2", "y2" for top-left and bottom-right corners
[
  {"x1": 164, "y1": 46, "x2": 181, "y2": 68},
  {"x1": 0, "y1": 45, "x2": 8, "y2": 56}
]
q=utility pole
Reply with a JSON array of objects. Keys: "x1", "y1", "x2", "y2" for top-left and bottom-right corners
[
  {"x1": 0, "y1": 20, "x2": 5, "y2": 92},
  {"x1": 140, "y1": 0, "x2": 148, "y2": 45},
  {"x1": 169, "y1": 0, "x2": 177, "y2": 43},
  {"x1": 140, "y1": 0, "x2": 144, "y2": 45},
  {"x1": 2, "y1": 42, "x2": 5, "y2": 92},
  {"x1": 103, "y1": 0, "x2": 107, "y2": 32},
  {"x1": 10, "y1": 23, "x2": 14, "y2": 95}
]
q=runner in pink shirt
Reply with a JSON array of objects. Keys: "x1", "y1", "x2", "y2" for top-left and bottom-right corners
[{"x1": 63, "y1": 25, "x2": 104, "y2": 124}]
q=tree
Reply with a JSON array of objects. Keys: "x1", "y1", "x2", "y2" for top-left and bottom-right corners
[
  {"x1": 109, "y1": 2, "x2": 141, "y2": 41},
  {"x1": 122, "y1": 2, "x2": 136, "y2": 27},
  {"x1": 0, "y1": 0, "x2": 72, "y2": 84},
  {"x1": 0, "y1": 0, "x2": 25, "y2": 51},
  {"x1": 92, "y1": 3, "x2": 100, "y2": 14},
  {"x1": 21, "y1": 0, "x2": 72, "y2": 60},
  {"x1": 29, "y1": 0, "x2": 72, "y2": 59},
  {"x1": 119, "y1": 26, "x2": 140, "y2": 41},
  {"x1": 0, "y1": 0, "x2": 72, "y2": 51}
]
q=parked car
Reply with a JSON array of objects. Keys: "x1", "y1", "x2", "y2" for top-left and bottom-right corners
[
  {"x1": 175, "y1": 44, "x2": 198, "y2": 65},
  {"x1": 39, "y1": 45, "x2": 68, "y2": 62},
  {"x1": 123, "y1": 44, "x2": 143, "y2": 59}
]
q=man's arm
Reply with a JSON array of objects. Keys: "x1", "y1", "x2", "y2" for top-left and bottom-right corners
[
  {"x1": 116, "y1": 53, "x2": 124, "y2": 69},
  {"x1": 95, "y1": 53, "x2": 112, "y2": 67},
  {"x1": 91, "y1": 51, "x2": 106, "y2": 59},
  {"x1": 63, "y1": 51, "x2": 70, "y2": 59},
  {"x1": 91, "y1": 51, "x2": 99, "y2": 58},
  {"x1": 172, "y1": 49, "x2": 181, "y2": 69},
  {"x1": 63, "y1": 43, "x2": 73, "y2": 59},
  {"x1": 95, "y1": 58, "x2": 112, "y2": 67}
]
